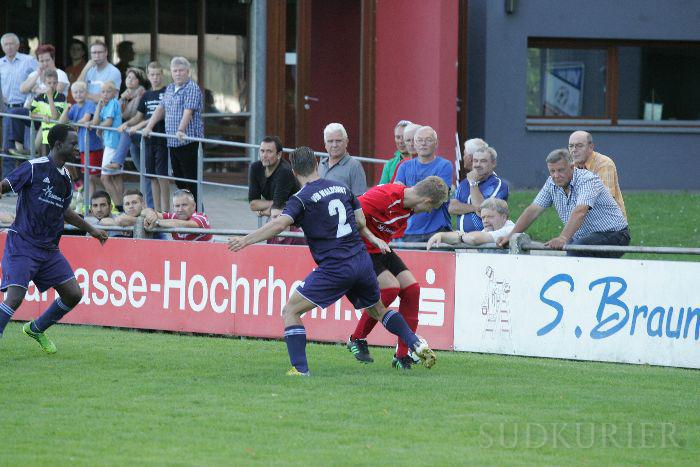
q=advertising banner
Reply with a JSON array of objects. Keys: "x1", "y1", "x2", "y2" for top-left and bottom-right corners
[
  {"x1": 4, "y1": 235, "x2": 456, "y2": 350},
  {"x1": 454, "y1": 254, "x2": 699, "y2": 368}
]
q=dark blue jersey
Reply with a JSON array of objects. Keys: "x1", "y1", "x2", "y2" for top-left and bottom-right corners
[
  {"x1": 4, "y1": 156, "x2": 72, "y2": 250},
  {"x1": 282, "y1": 178, "x2": 365, "y2": 265}
]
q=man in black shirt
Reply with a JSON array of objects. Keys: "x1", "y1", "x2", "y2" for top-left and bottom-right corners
[{"x1": 248, "y1": 136, "x2": 301, "y2": 244}]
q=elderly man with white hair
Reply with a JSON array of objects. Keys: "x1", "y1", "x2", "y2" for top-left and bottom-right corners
[
  {"x1": 1, "y1": 32, "x2": 37, "y2": 175},
  {"x1": 450, "y1": 141, "x2": 509, "y2": 233},
  {"x1": 143, "y1": 56, "x2": 204, "y2": 203},
  {"x1": 318, "y1": 122, "x2": 368, "y2": 195}
]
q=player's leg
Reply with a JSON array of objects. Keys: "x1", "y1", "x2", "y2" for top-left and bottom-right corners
[
  {"x1": 282, "y1": 291, "x2": 316, "y2": 376},
  {"x1": 347, "y1": 263, "x2": 400, "y2": 363},
  {"x1": 394, "y1": 269, "x2": 421, "y2": 367},
  {"x1": 364, "y1": 300, "x2": 436, "y2": 369},
  {"x1": 0, "y1": 286, "x2": 26, "y2": 338},
  {"x1": 348, "y1": 254, "x2": 435, "y2": 368},
  {"x1": 0, "y1": 234, "x2": 37, "y2": 339},
  {"x1": 23, "y1": 253, "x2": 82, "y2": 353}
]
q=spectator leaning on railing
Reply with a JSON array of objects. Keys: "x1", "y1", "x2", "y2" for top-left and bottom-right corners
[
  {"x1": 428, "y1": 198, "x2": 514, "y2": 249},
  {"x1": 141, "y1": 188, "x2": 212, "y2": 242},
  {"x1": 142, "y1": 57, "x2": 204, "y2": 203},
  {"x1": 497, "y1": 148, "x2": 630, "y2": 258},
  {"x1": 59, "y1": 81, "x2": 104, "y2": 195}
]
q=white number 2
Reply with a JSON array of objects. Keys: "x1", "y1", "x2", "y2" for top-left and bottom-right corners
[{"x1": 328, "y1": 199, "x2": 352, "y2": 238}]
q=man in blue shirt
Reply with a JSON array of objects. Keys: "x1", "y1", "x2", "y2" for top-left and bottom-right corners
[
  {"x1": 450, "y1": 145, "x2": 509, "y2": 232},
  {"x1": 1, "y1": 33, "x2": 38, "y2": 175},
  {"x1": 0, "y1": 124, "x2": 108, "y2": 352},
  {"x1": 395, "y1": 126, "x2": 453, "y2": 242},
  {"x1": 228, "y1": 146, "x2": 437, "y2": 376}
]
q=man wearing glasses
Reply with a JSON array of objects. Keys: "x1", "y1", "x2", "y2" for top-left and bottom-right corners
[{"x1": 568, "y1": 130, "x2": 626, "y2": 219}]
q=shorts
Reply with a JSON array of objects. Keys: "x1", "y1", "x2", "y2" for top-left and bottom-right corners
[
  {"x1": 80, "y1": 149, "x2": 104, "y2": 175},
  {"x1": 370, "y1": 250, "x2": 409, "y2": 277},
  {"x1": 101, "y1": 147, "x2": 121, "y2": 175},
  {"x1": 0, "y1": 231, "x2": 75, "y2": 293},
  {"x1": 145, "y1": 142, "x2": 169, "y2": 176},
  {"x1": 295, "y1": 253, "x2": 380, "y2": 310}
]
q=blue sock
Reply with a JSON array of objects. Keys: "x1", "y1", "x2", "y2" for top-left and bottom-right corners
[
  {"x1": 284, "y1": 325, "x2": 309, "y2": 373},
  {"x1": 381, "y1": 310, "x2": 419, "y2": 350},
  {"x1": 0, "y1": 302, "x2": 16, "y2": 335},
  {"x1": 32, "y1": 298, "x2": 73, "y2": 333}
]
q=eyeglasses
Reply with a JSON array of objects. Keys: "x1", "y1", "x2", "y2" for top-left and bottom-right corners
[
  {"x1": 415, "y1": 138, "x2": 436, "y2": 145},
  {"x1": 567, "y1": 143, "x2": 588, "y2": 150}
]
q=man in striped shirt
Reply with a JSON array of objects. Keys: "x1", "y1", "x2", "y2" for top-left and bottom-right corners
[
  {"x1": 498, "y1": 149, "x2": 629, "y2": 258},
  {"x1": 142, "y1": 189, "x2": 212, "y2": 241}
]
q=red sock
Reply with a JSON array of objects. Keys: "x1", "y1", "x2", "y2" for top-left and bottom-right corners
[
  {"x1": 396, "y1": 283, "x2": 420, "y2": 358},
  {"x1": 351, "y1": 287, "x2": 400, "y2": 340}
]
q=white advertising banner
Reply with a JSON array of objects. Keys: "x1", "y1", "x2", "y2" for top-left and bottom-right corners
[{"x1": 454, "y1": 254, "x2": 699, "y2": 369}]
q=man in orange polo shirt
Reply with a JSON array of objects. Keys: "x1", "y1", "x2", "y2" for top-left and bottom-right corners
[{"x1": 568, "y1": 130, "x2": 627, "y2": 219}]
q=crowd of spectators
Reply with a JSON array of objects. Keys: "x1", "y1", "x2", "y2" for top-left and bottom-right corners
[{"x1": 1, "y1": 32, "x2": 629, "y2": 254}]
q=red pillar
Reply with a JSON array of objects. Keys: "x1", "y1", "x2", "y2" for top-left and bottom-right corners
[{"x1": 373, "y1": 0, "x2": 459, "y2": 162}]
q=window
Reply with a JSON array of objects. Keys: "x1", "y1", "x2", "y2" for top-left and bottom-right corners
[{"x1": 527, "y1": 39, "x2": 700, "y2": 126}]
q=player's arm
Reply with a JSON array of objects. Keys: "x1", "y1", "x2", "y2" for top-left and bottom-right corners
[
  {"x1": 64, "y1": 209, "x2": 108, "y2": 244},
  {"x1": 227, "y1": 215, "x2": 293, "y2": 252},
  {"x1": 354, "y1": 209, "x2": 390, "y2": 254}
]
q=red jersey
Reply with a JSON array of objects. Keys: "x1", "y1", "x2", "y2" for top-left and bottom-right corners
[
  {"x1": 358, "y1": 183, "x2": 412, "y2": 254},
  {"x1": 162, "y1": 211, "x2": 213, "y2": 241}
]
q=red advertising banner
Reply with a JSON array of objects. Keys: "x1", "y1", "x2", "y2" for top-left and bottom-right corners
[{"x1": 4, "y1": 235, "x2": 455, "y2": 349}]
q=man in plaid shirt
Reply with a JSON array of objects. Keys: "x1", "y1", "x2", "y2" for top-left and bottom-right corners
[
  {"x1": 498, "y1": 149, "x2": 629, "y2": 258},
  {"x1": 142, "y1": 56, "x2": 204, "y2": 203}
]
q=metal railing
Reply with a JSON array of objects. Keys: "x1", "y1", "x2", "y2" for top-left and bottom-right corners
[{"x1": 0, "y1": 111, "x2": 389, "y2": 215}]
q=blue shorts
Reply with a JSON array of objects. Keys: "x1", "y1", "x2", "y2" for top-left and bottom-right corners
[
  {"x1": 295, "y1": 253, "x2": 380, "y2": 309},
  {"x1": 0, "y1": 231, "x2": 75, "y2": 293}
]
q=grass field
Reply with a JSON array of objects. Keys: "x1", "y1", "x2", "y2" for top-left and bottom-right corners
[
  {"x1": 1, "y1": 323, "x2": 698, "y2": 465},
  {"x1": 506, "y1": 191, "x2": 700, "y2": 262}
]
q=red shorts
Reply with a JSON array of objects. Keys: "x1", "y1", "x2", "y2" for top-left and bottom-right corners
[{"x1": 80, "y1": 150, "x2": 104, "y2": 175}]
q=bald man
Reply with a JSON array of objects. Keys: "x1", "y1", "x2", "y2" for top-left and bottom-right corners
[{"x1": 568, "y1": 131, "x2": 626, "y2": 218}]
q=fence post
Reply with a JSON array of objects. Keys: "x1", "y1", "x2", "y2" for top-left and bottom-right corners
[
  {"x1": 509, "y1": 233, "x2": 531, "y2": 255},
  {"x1": 139, "y1": 134, "x2": 147, "y2": 198},
  {"x1": 28, "y1": 120, "x2": 36, "y2": 158},
  {"x1": 196, "y1": 141, "x2": 204, "y2": 213},
  {"x1": 82, "y1": 125, "x2": 91, "y2": 215},
  {"x1": 133, "y1": 216, "x2": 148, "y2": 239}
]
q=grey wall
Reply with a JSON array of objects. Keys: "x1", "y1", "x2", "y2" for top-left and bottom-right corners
[{"x1": 468, "y1": 0, "x2": 700, "y2": 190}]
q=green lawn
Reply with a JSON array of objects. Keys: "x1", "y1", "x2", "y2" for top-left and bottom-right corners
[
  {"x1": 505, "y1": 191, "x2": 700, "y2": 261},
  {"x1": 1, "y1": 323, "x2": 698, "y2": 465}
]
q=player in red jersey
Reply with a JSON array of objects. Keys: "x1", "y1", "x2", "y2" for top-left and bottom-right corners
[{"x1": 347, "y1": 175, "x2": 448, "y2": 369}]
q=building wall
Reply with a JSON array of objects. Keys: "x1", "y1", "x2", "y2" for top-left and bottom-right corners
[
  {"x1": 468, "y1": 0, "x2": 700, "y2": 189},
  {"x1": 374, "y1": 0, "x2": 459, "y2": 163}
]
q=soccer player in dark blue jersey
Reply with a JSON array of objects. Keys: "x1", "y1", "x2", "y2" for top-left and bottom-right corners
[
  {"x1": 0, "y1": 124, "x2": 108, "y2": 353},
  {"x1": 228, "y1": 147, "x2": 436, "y2": 376}
]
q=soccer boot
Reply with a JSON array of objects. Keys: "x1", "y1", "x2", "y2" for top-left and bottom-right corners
[
  {"x1": 391, "y1": 354, "x2": 414, "y2": 370},
  {"x1": 286, "y1": 367, "x2": 310, "y2": 376},
  {"x1": 22, "y1": 321, "x2": 57, "y2": 354},
  {"x1": 411, "y1": 335, "x2": 436, "y2": 369},
  {"x1": 346, "y1": 336, "x2": 373, "y2": 363}
]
